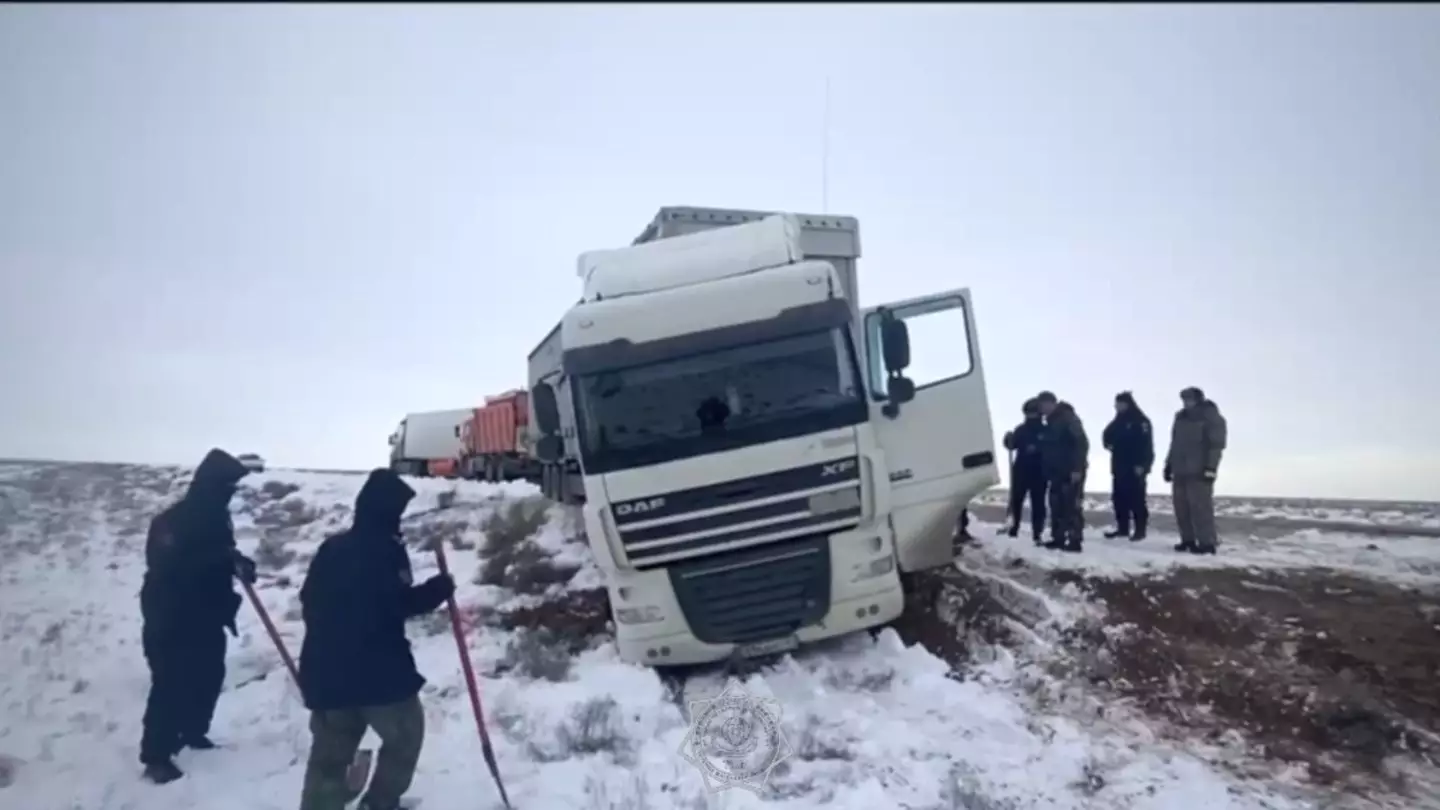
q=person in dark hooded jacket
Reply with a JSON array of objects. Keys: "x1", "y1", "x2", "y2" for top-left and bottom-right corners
[
  {"x1": 298, "y1": 468, "x2": 455, "y2": 810},
  {"x1": 139, "y1": 448, "x2": 257, "y2": 784},
  {"x1": 1001, "y1": 398, "x2": 1048, "y2": 543},
  {"x1": 1101, "y1": 391, "x2": 1155, "y2": 541},
  {"x1": 1036, "y1": 391, "x2": 1089, "y2": 552},
  {"x1": 1163, "y1": 386, "x2": 1228, "y2": 555}
]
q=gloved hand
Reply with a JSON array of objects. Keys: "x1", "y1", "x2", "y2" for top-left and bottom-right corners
[
  {"x1": 1135, "y1": 466, "x2": 1147, "y2": 477},
  {"x1": 1162, "y1": 467, "x2": 1173, "y2": 483},
  {"x1": 233, "y1": 552, "x2": 258, "y2": 585},
  {"x1": 1002, "y1": 430, "x2": 1014, "y2": 448},
  {"x1": 422, "y1": 573, "x2": 456, "y2": 602},
  {"x1": 1203, "y1": 469, "x2": 1217, "y2": 481}
]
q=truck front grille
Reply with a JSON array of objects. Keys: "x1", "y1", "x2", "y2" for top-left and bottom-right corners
[
  {"x1": 609, "y1": 456, "x2": 863, "y2": 569},
  {"x1": 666, "y1": 534, "x2": 831, "y2": 645}
]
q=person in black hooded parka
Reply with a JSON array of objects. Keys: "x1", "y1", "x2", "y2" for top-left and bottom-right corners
[
  {"x1": 297, "y1": 468, "x2": 455, "y2": 810},
  {"x1": 1101, "y1": 391, "x2": 1155, "y2": 541},
  {"x1": 139, "y1": 448, "x2": 257, "y2": 784},
  {"x1": 1001, "y1": 397, "x2": 1048, "y2": 543}
]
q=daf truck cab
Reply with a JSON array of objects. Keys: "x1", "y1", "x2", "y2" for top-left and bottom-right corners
[{"x1": 528, "y1": 206, "x2": 997, "y2": 667}]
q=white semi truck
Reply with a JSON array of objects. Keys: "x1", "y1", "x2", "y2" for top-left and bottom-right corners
[
  {"x1": 527, "y1": 206, "x2": 998, "y2": 667},
  {"x1": 387, "y1": 408, "x2": 472, "y2": 477}
]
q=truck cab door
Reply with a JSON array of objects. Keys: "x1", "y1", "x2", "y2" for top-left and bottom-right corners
[{"x1": 862, "y1": 289, "x2": 999, "y2": 571}]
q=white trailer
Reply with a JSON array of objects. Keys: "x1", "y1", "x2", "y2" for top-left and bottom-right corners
[
  {"x1": 387, "y1": 408, "x2": 471, "y2": 477},
  {"x1": 526, "y1": 205, "x2": 999, "y2": 667}
]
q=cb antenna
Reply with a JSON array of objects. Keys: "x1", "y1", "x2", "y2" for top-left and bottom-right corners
[{"x1": 821, "y1": 75, "x2": 832, "y2": 213}]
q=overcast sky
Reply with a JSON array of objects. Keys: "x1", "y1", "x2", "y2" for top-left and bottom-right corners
[{"x1": 2, "y1": 5, "x2": 1437, "y2": 501}]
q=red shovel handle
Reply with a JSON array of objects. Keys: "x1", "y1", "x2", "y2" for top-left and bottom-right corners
[
  {"x1": 241, "y1": 578, "x2": 300, "y2": 685},
  {"x1": 435, "y1": 541, "x2": 512, "y2": 808}
]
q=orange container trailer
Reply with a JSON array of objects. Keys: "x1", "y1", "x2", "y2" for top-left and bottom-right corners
[{"x1": 459, "y1": 390, "x2": 539, "y2": 484}]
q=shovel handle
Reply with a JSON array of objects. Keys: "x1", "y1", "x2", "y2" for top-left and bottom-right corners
[
  {"x1": 434, "y1": 541, "x2": 513, "y2": 808},
  {"x1": 242, "y1": 578, "x2": 300, "y2": 685}
]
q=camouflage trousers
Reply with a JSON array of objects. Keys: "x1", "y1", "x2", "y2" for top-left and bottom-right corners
[
  {"x1": 1172, "y1": 476, "x2": 1218, "y2": 549},
  {"x1": 299, "y1": 695, "x2": 424, "y2": 810}
]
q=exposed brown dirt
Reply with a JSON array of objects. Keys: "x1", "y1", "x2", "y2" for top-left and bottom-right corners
[
  {"x1": 889, "y1": 568, "x2": 1023, "y2": 669},
  {"x1": 1048, "y1": 566, "x2": 1440, "y2": 787},
  {"x1": 486, "y1": 587, "x2": 611, "y2": 657}
]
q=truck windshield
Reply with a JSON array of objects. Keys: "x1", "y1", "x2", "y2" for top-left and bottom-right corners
[{"x1": 573, "y1": 329, "x2": 867, "y2": 473}]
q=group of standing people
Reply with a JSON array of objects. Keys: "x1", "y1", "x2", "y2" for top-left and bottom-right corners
[
  {"x1": 998, "y1": 386, "x2": 1228, "y2": 555},
  {"x1": 138, "y1": 449, "x2": 452, "y2": 810}
]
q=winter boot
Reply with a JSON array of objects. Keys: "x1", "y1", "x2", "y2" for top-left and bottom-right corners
[
  {"x1": 1130, "y1": 519, "x2": 1147, "y2": 542},
  {"x1": 1062, "y1": 537, "x2": 1083, "y2": 553},
  {"x1": 143, "y1": 758, "x2": 184, "y2": 785},
  {"x1": 1042, "y1": 536, "x2": 1068, "y2": 550},
  {"x1": 1103, "y1": 526, "x2": 1129, "y2": 539},
  {"x1": 1002, "y1": 524, "x2": 1019, "y2": 538},
  {"x1": 1173, "y1": 541, "x2": 1195, "y2": 553},
  {"x1": 1189, "y1": 545, "x2": 1217, "y2": 556},
  {"x1": 183, "y1": 735, "x2": 217, "y2": 750}
]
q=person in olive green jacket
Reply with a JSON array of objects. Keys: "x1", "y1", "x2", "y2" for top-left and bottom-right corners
[{"x1": 1162, "y1": 387, "x2": 1228, "y2": 554}]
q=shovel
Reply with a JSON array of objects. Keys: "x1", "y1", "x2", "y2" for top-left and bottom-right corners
[
  {"x1": 240, "y1": 578, "x2": 374, "y2": 796},
  {"x1": 434, "y1": 539, "x2": 513, "y2": 808}
]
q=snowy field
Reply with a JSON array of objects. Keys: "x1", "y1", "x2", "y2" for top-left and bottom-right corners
[
  {"x1": 1, "y1": 461, "x2": 1437, "y2": 810},
  {"x1": 970, "y1": 489, "x2": 1440, "y2": 534}
]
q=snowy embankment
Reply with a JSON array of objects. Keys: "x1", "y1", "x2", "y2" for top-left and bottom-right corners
[{"x1": 1, "y1": 462, "x2": 1435, "y2": 809}]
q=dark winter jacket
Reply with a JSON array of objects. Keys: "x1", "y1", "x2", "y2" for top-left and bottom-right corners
[
  {"x1": 1003, "y1": 416, "x2": 1046, "y2": 482},
  {"x1": 1164, "y1": 399, "x2": 1228, "y2": 479},
  {"x1": 140, "y1": 449, "x2": 253, "y2": 642},
  {"x1": 298, "y1": 469, "x2": 452, "y2": 712},
  {"x1": 1102, "y1": 403, "x2": 1155, "y2": 476},
  {"x1": 1040, "y1": 402, "x2": 1089, "y2": 480}
]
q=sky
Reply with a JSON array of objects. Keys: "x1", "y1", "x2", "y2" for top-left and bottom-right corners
[{"x1": 1, "y1": 4, "x2": 1438, "y2": 501}]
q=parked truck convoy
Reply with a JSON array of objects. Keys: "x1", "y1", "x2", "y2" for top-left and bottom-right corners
[{"x1": 390, "y1": 205, "x2": 999, "y2": 668}]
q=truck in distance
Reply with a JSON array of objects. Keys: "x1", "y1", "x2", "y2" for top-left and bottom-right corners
[
  {"x1": 458, "y1": 390, "x2": 538, "y2": 484},
  {"x1": 387, "y1": 408, "x2": 472, "y2": 478},
  {"x1": 525, "y1": 205, "x2": 999, "y2": 668}
]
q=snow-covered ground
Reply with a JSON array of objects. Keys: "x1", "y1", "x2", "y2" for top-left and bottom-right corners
[
  {"x1": 970, "y1": 490, "x2": 1440, "y2": 532},
  {"x1": 962, "y1": 516, "x2": 1440, "y2": 587},
  {"x1": 2, "y1": 463, "x2": 1436, "y2": 809}
]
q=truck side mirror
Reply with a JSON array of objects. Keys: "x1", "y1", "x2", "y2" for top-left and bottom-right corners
[
  {"x1": 886, "y1": 376, "x2": 915, "y2": 404},
  {"x1": 532, "y1": 382, "x2": 560, "y2": 435},
  {"x1": 880, "y1": 315, "x2": 910, "y2": 372},
  {"x1": 535, "y1": 435, "x2": 563, "y2": 463}
]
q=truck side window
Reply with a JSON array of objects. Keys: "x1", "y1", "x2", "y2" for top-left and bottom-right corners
[{"x1": 866, "y1": 295, "x2": 974, "y2": 399}]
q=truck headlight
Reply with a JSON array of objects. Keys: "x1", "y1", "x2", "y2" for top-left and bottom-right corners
[
  {"x1": 851, "y1": 555, "x2": 894, "y2": 582},
  {"x1": 614, "y1": 606, "x2": 664, "y2": 625}
]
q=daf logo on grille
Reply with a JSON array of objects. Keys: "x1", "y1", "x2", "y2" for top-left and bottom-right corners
[
  {"x1": 821, "y1": 459, "x2": 857, "y2": 477},
  {"x1": 615, "y1": 497, "x2": 665, "y2": 516}
]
